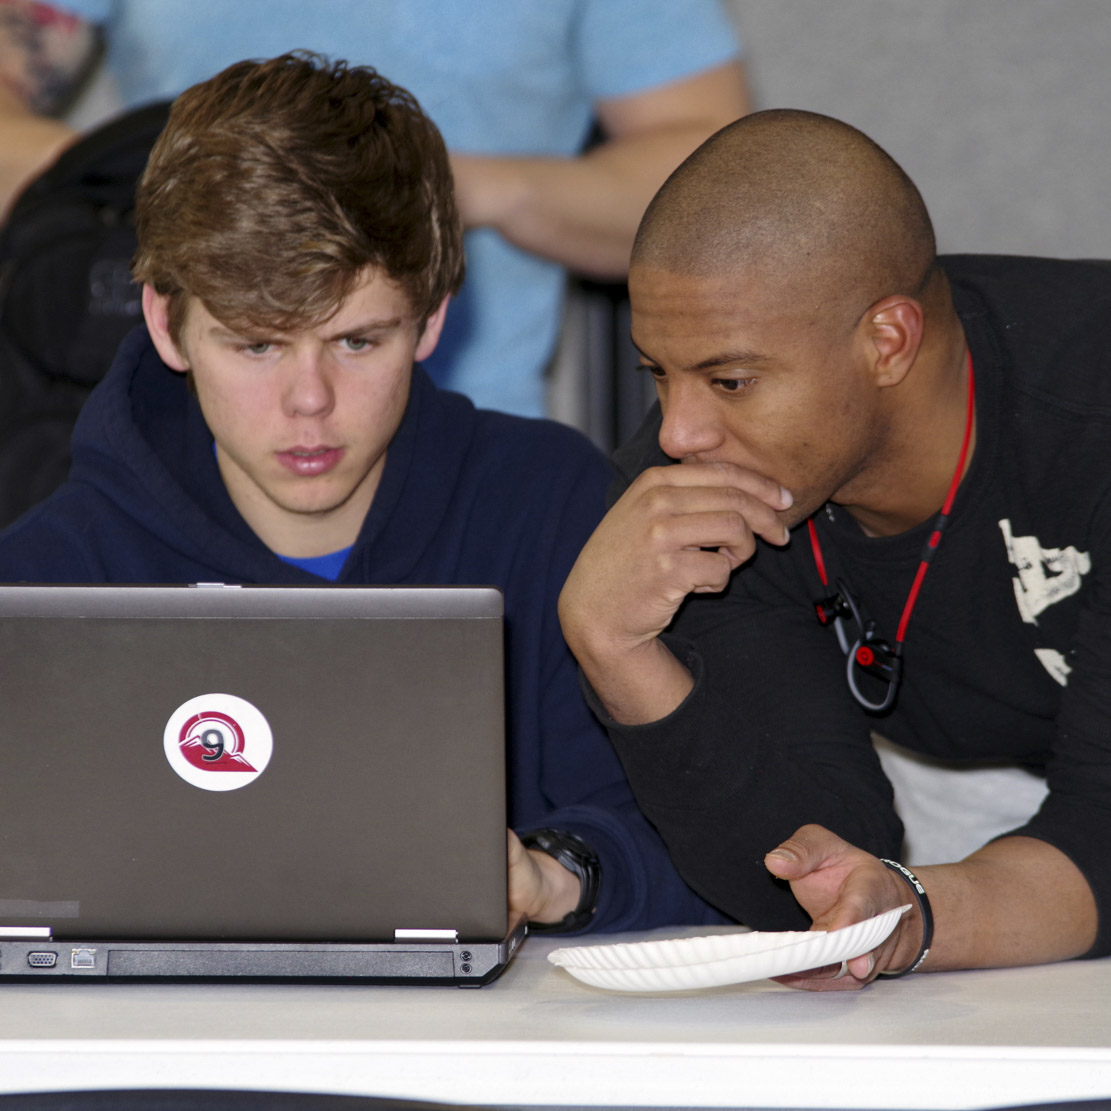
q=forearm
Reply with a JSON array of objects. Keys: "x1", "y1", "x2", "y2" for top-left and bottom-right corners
[
  {"x1": 453, "y1": 126, "x2": 722, "y2": 279},
  {"x1": 452, "y1": 60, "x2": 749, "y2": 279},
  {"x1": 593, "y1": 637, "x2": 904, "y2": 930},
  {"x1": 567, "y1": 626, "x2": 695, "y2": 725},
  {"x1": 909, "y1": 835, "x2": 1097, "y2": 971}
]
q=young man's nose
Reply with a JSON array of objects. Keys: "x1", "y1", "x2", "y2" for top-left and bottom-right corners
[
  {"x1": 657, "y1": 380, "x2": 725, "y2": 461},
  {"x1": 283, "y1": 350, "x2": 336, "y2": 417}
]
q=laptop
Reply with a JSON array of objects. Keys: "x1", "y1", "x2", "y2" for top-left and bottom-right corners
[{"x1": 0, "y1": 583, "x2": 525, "y2": 985}]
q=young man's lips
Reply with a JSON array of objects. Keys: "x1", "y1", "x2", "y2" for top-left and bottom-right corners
[{"x1": 275, "y1": 446, "x2": 344, "y2": 476}]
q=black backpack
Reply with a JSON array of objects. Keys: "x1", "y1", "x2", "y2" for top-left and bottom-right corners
[{"x1": 0, "y1": 100, "x2": 171, "y2": 528}]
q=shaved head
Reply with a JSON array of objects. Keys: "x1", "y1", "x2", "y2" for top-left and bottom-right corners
[{"x1": 633, "y1": 109, "x2": 937, "y2": 328}]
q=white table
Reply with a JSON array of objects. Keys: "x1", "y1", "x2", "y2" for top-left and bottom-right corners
[{"x1": 1, "y1": 926, "x2": 1109, "y2": 1110}]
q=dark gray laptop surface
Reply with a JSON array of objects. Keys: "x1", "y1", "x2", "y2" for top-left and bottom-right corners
[{"x1": 0, "y1": 584, "x2": 524, "y2": 984}]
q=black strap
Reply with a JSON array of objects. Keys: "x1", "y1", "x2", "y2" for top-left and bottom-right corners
[{"x1": 876, "y1": 858, "x2": 934, "y2": 977}]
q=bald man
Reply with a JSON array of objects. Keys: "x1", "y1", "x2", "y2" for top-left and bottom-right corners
[{"x1": 559, "y1": 109, "x2": 1111, "y2": 988}]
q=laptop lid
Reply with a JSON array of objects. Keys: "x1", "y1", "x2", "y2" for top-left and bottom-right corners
[{"x1": 0, "y1": 584, "x2": 508, "y2": 947}]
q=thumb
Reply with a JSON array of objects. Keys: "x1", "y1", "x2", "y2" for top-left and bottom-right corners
[
  {"x1": 506, "y1": 828, "x2": 528, "y2": 867},
  {"x1": 764, "y1": 823, "x2": 841, "y2": 879}
]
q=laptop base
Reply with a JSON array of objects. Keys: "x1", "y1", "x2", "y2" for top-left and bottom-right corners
[{"x1": 0, "y1": 916, "x2": 526, "y2": 987}]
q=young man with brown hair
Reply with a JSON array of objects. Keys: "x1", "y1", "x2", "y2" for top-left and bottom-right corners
[{"x1": 0, "y1": 53, "x2": 726, "y2": 934}]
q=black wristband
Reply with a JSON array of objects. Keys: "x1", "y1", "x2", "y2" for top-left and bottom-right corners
[
  {"x1": 876, "y1": 858, "x2": 934, "y2": 978},
  {"x1": 519, "y1": 828, "x2": 601, "y2": 933}
]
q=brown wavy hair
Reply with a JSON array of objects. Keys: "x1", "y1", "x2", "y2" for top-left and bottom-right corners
[{"x1": 133, "y1": 51, "x2": 464, "y2": 342}]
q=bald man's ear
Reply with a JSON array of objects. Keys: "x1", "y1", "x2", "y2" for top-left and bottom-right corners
[
  {"x1": 862, "y1": 295, "x2": 924, "y2": 388},
  {"x1": 142, "y1": 284, "x2": 191, "y2": 373}
]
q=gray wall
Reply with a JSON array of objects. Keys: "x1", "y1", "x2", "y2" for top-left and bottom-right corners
[{"x1": 729, "y1": 0, "x2": 1111, "y2": 258}]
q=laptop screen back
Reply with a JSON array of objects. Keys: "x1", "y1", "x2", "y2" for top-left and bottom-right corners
[{"x1": 0, "y1": 585, "x2": 507, "y2": 943}]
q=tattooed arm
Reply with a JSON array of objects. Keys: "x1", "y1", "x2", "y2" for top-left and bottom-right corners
[{"x1": 0, "y1": 0, "x2": 99, "y2": 217}]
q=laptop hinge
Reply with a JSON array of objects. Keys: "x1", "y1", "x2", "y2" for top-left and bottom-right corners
[
  {"x1": 394, "y1": 928, "x2": 459, "y2": 942},
  {"x1": 0, "y1": 926, "x2": 53, "y2": 939}
]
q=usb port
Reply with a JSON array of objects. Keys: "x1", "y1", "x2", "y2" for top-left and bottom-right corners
[
  {"x1": 27, "y1": 951, "x2": 57, "y2": 968},
  {"x1": 71, "y1": 948, "x2": 96, "y2": 969}
]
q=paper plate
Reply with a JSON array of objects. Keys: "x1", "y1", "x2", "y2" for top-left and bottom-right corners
[{"x1": 547, "y1": 905, "x2": 910, "y2": 992}]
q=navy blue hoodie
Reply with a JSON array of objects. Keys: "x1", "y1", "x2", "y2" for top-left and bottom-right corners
[{"x1": 0, "y1": 327, "x2": 726, "y2": 931}]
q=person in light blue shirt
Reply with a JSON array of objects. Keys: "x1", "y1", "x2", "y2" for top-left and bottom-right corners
[{"x1": 0, "y1": 0, "x2": 748, "y2": 417}]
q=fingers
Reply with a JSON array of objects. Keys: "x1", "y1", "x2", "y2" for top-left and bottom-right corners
[
  {"x1": 775, "y1": 952, "x2": 876, "y2": 992},
  {"x1": 633, "y1": 462, "x2": 793, "y2": 550},
  {"x1": 775, "y1": 941, "x2": 881, "y2": 994},
  {"x1": 639, "y1": 459, "x2": 792, "y2": 508},
  {"x1": 562, "y1": 462, "x2": 794, "y2": 652},
  {"x1": 846, "y1": 951, "x2": 878, "y2": 979},
  {"x1": 605, "y1": 463, "x2": 793, "y2": 607}
]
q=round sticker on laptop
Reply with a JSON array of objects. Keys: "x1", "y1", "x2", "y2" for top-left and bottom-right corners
[{"x1": 163, "y1": 693, "x2": 273, "y2": 791}]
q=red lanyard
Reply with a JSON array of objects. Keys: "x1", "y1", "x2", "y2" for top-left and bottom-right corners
[{"x1": 808, "y1": 350, "x2": 975, "y2": 652}]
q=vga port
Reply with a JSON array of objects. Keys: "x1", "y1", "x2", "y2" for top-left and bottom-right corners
[{"x1": 27, "y1": 951, "x2": 58, "y2": 968}]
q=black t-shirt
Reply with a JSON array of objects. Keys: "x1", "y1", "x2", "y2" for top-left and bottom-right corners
[{"x1": 593, "y1": 255, "x2": 1111, "y2": 953}]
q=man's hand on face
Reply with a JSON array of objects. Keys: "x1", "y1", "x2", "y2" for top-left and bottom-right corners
[
  {"x1": 507, "y1": 829, "x2": 582, "y2": 925},
  {"x1": 763, "y1": 824, "x2": 926, "y2": 991},
  {"x1": 558, "y1": 461, "x2": 792, "y2": 725}
]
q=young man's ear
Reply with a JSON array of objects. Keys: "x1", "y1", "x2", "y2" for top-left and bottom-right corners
[
  {"x1": 414, "y1": 296, "x2": 451, "y2": 363},
  {"x1": 141, "y1": 284, "x2": 191, "y2": 372}
]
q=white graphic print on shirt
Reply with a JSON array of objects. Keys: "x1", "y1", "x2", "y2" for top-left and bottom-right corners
[{"x1": 999, "y1": 518, "x2": 1091, "y2": 686}]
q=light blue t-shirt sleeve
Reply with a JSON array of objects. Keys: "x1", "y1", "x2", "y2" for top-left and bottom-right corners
[{"x1": 575, "y1": 0, "x2": 742, "y2": 103}]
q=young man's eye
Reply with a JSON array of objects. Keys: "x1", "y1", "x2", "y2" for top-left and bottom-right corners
[
  {"x1": 635, "y1": 363, "x2": 665, "y2": 380},
  {"x1": 343, "y1": 337, "x2": 373, "y2": 352},
  {"x1": 240, "y1": 341, "x2": 272, "y2": 355}
]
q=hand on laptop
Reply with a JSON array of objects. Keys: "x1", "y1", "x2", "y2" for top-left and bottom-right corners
[{"x1": 507, "y1": 829, "x2": 582, "y2": 924}]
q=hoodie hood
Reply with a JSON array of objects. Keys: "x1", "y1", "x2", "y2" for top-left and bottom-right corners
[{"x1": 68, "y1": 326, "x2": 480, "y2": 583}]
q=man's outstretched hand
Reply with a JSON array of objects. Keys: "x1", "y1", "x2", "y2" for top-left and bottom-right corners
[{"x1": 763, "y1": 824, "x2": 924, "y2": 990}]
